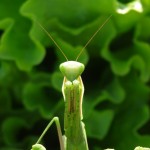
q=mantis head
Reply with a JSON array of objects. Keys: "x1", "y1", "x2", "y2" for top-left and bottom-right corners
[{"x1": 59, "y1": 61, "x2": 85, "y2": 82}]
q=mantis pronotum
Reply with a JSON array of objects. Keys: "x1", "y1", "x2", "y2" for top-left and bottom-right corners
[{"x1": 31, "y1": 15, "x2": 112, "y2": 150}]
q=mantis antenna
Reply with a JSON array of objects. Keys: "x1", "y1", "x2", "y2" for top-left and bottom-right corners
[
  {"x1": 76, "y1": 15, "x2": 112, "y2": 61},
  {"x1": 35, "y1": 15, "x2": 112, "y2": 62},
  {"x1": 35, "y1": 20, "x2": 68, "y2": 61}
]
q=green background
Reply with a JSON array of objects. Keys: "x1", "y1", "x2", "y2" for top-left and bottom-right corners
[{"x1": 0, "y1": 0, "x2": 150, "y2": 149}]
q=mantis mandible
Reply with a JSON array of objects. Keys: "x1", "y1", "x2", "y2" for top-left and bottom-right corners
[{"x1": 31, "y1": 15, "x2": 112, "y2": 150}]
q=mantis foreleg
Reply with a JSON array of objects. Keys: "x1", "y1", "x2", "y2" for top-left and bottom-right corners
[{"x1": 31, "y1": 117, "x2": 64, "y2": 150}]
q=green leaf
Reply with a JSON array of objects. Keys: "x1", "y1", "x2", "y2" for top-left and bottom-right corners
[{"x1": 85, "y1": 109, "x2": 114, "y2": 139}]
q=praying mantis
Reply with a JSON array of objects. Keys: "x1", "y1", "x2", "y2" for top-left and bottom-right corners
[{"x1": 31, "y1": 15, "x2": 112, "y2": 150}]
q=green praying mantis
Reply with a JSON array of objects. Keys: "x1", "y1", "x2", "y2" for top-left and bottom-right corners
[
  {"x1": 31, "y1": 16, "x2": 112, "y2": 150},
  {"x1": 30, "y1": 15, "x2": 150, "y2": 150}
]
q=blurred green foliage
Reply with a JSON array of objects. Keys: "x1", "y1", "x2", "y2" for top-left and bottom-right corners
[{"x1": 0, "y1": 0, "x2": 150, "y2": 149}]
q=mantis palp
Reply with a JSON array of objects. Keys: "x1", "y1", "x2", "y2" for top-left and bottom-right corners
[{"x1": 31, "y1": 15, "x2": 112, "y2": 150}]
